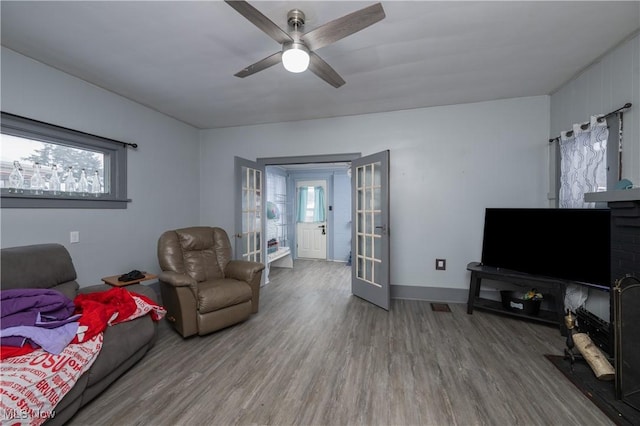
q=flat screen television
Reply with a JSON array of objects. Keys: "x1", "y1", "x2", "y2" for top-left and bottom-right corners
[{"x1": 481, "y1": 208, "x2": 611, "y2": 287}]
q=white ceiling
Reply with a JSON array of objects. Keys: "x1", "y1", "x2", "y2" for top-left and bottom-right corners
[{"x1": 1, "y1": 1, "x2": 639, "y2": 129}]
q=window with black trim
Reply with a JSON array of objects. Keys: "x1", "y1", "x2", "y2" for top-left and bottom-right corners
[{"x1": 1, "y1": 112, "x2": 131, "y2": 208}]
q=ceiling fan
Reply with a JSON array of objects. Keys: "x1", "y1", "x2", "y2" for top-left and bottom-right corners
[{"x1": 225, "y1": 0, "x2": 386, "y2": 88}]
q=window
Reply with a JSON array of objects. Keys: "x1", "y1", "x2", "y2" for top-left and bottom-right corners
[
  {"x1": 296, "y1": 185, "x2": 325, "y2": 223},
  {"x1": 1, "y1": 112, "x2": 130, "y2": 208},
  {"x1": 303, "y1": 186, "x2": 316, "y2": 222}
]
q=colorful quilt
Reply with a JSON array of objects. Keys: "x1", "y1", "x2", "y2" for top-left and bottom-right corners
[{"x1": 0, "y1": 287, "x2": 165, "y2": 425}]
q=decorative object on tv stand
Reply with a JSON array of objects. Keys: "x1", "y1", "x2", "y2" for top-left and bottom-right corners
[{"x1": 524, "y1": 289, "x2": 543, "y2": 301}]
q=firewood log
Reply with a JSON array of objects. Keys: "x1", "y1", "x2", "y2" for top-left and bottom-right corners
[{"x1": 573, "y1": 333, "x2": 615, "y2": 381}]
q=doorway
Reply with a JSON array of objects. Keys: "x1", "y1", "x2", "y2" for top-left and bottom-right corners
[
  {"x1": 261, "y1": 153, "x2": 358, "y2": 264},
  {"x1": 244, "y1": 151, "x2": 390, "y2": 310},
  {"x1": 296, "y1": 179, "x2": 328, "y2": 260}
]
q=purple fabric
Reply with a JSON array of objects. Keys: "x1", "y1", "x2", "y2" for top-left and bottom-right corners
[
  {"x1": 35, "y1": 312, "x2": 82, "y2": 329},
  {"x1": 1, "y1": 335, "x2": 26, "y2": 348},
  {"x1": 1, "y1": 288, "x2": 76, "y2": 350},
  {"x1": 1, "y1": 288, "x2": 75, "y2": 329},
  {"x1": 0, "y1": 322, "x2": 79, "y2": 354}
]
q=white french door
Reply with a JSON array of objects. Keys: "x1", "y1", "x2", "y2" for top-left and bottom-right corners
[
  {"x1": 235, "y1": 157, "x2": 264, "y2": 263},
  {"x1": 351, "y1": 150, "x2": 390, "y2": 310}
]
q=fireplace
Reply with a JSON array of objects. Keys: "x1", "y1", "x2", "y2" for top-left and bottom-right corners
[
  {"x1": 583, "y1": 190, "x2": 640, "y2": 413},
  {"x1": 608, "y1": 198, "x2": 640, "y2": 413},
  {"x1": 614, "y1": 275, "x2": 640, "y2": 411},
  {"x1": 609, "y1": 200, "x2": 640, "y2": 282}
]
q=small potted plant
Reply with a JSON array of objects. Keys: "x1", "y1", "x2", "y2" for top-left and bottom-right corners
[
  {"x1": 524, "y1": 289, "x2": 544, "y2": 301},
  {"x1": 522, "y1": 288, "x2": 543, "y2": 315}
]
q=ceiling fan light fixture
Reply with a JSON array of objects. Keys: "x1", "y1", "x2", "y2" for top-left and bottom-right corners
[{"x1": 282, "y1": 42, "x2": 310, "y2": 73}]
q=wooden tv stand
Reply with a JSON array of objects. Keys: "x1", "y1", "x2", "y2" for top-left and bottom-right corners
[{"x1": 466, "y1": 262, "x2": 569, "y2": 335}]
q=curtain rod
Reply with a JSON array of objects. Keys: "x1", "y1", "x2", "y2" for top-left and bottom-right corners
[
  {"x1": 548, "y1": 102, "x2": 632, "y2": 144},
  {"x1": 1, "y1": 111, "x2": 139, "y2": 149}
]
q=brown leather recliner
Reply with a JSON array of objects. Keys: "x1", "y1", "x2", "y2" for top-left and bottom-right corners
[{"x1": 157, "y1": 226, "x2": 265, "y2": 337}]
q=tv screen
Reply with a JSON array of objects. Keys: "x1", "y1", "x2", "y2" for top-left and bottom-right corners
[{"x1": 481, "y1": 208, "x2": 610, "y2": 287}]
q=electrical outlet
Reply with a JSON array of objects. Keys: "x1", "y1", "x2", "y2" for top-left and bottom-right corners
[
  {"x1": 436, "y1": 258, "x2": 446, "y2": 270},
  {"x1": 70, "y1": 231, "x2": 80, "y2": 244}
]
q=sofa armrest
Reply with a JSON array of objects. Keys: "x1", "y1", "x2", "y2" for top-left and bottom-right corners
[
  {"x1": 224, "y1": 260, "x2": 265, "y2": 283},
  {"x1": 79, "y1": 283, "x2": 159, "y2": 303},
  {"x1": 79, "y1": 283, "x2": 112, "y2": 294},
  {"x1": 158, "y1": 271, "x2": 197, "y2": 288}
]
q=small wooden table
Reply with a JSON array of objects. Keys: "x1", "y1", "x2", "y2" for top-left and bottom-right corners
[{"x1": 101, "y1": 273, "x2": 157, "y2": 287}]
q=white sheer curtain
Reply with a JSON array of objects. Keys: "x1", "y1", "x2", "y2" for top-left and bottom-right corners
[{"x1": 559, "y1": 115, "x2": 609, "y2": 208}]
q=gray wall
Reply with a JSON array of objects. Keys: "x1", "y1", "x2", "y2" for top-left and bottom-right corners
[
  {"x1": 549, "y1": 32, "x2": 640, "y2": 320},
  {"x1": 10, "y1": 30, "x2": 632, "y2": 300},
  {"x1": 200, "y1": 96, "x2": 550, "y2": 299},
  {"x1": 332, "y1": 171, "x2": 352, "y2": 263},
  {"x1": 1, "y1": 48, "x2": 201, "y2": 285},
  {"x1": 550, "y1": 33, "x2": 640, "y2": 195}
]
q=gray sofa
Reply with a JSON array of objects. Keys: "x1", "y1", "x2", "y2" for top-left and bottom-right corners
[{"x1": 1, "y1": 243, "x2": 159, "y2": 425}]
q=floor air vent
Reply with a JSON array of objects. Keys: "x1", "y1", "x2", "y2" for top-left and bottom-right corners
[{"x1": 431, "y1": 303, "x2": 451, "y2": 313}]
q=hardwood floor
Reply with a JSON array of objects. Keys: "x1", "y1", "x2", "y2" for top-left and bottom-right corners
[{"x1": 69, "y1": 260, "x2": 613, "y2": 425}]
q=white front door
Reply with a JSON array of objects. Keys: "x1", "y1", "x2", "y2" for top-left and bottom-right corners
[{"x1": 296, "y1": 180, "x2": 327, "y2": 260}]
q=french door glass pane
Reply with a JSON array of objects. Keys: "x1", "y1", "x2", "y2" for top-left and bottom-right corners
[
  {"x1": 373, "y1": 187, "x2": 381, "y2": 210},
  {"x1": 365, "y1": 212, "x2": 372, "y2": 234},
  {"x1": 365, "y1": 259, "x2": 373, "y2": 282},
  {"x1": 355, "y1": 161, "x2": 382, "y2": 287},
  {"x1": 374, "y1": 235, "x2": 382, "y2": 260},
  {"x1": 241, "y1": 166, "x2": 262, "y2": 263},
  {"x1": 357, "y1": 257, "x2": 365, "y2": 281},
  {"x1": 242, "y1": 212, "x2": 249, "y2": 233},
  {"x1": 365, "y1": 164, "x2": 373, "y2": 187}
]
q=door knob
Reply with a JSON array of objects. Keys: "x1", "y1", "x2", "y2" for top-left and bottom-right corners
[{"x1": 235, "y1": 233, "x2": 243, "y2": 238}]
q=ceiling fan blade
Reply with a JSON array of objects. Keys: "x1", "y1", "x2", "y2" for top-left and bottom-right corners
[
  {"x1": 302, "y1": 3, "x2": 385, "y2": 52},
  {"x1": 225, "y1": 0, "x2": 293, "y2": 45},
  {"x1": 234, "y1": 51, "x2": 283, "y2": 78},
  {"x1": 308, "y1": 52, "x2": 345, "y2": 88}
]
